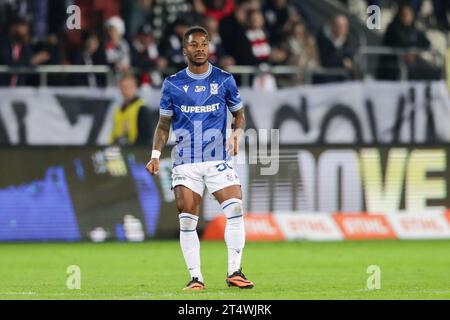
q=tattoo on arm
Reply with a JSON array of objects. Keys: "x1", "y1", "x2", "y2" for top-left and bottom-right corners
[
  {"x1": 152, "y1": 115, "x2": 172, "y2": 151},
  {"x1": 232, "y1": 108, "x2": 245, "y2": 132}
]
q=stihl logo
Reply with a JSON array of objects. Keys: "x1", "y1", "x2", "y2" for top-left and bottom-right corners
[
  {"x1": 245, "y1": 220, "x2": 277, "y2": 235},
  {"x1": 401, "y1": 218, "x2": 445, "y2": 231},
  {"x1": 288, "y1": 220, "x2": 331, "y2": 232},
  {"x1": 343, "y1": 219, "x2": 390, "y2": 234}
]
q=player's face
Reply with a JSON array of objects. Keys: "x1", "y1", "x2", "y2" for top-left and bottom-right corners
[{"x1": 183, "y1": 33, "x2": 209, "y2": 67}]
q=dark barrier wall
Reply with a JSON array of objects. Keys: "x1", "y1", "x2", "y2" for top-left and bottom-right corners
[{"x1": 0, "y1": 145, "x2": 449, "y2": 241}]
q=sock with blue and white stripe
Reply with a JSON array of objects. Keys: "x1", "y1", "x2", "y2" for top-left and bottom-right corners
[
  {"x1": 179, "y1": 213, "x2": 203, "y2": 282},
  {"x1": 221, "y1": 198, "x2": 245, "y2": 276}
]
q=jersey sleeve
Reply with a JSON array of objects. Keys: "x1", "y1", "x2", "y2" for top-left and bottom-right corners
[
  {"x1": 159, "y1": 79, "x2": 174, "y2": 117},
  {"x1": 225, "y1": 75, "x2": 243, "y2": 113}
]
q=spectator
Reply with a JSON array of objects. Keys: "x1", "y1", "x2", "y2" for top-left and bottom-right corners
[
  {"x1": 203, "y1": 15, "x2": 235, "y2": 68},
  {"x1": 109, "y1": 72, "x2": 154, "y2": 146},
  {"x1": 0, "y1": 16, "x2": 49, "y2": 86},
  {"x1": 262, "y1": 0, "x2": 315, "y2": 45},
  {"x1": 403, "y1": 0, "x2": 450, "y2": 31},
  {"x1": 159, "y1": 17, "x2": 191, "y2": 70},
  {"x1": 377, "y1": 4, "x2": 439, "y2": 80},
  {"x1": 0, "y1": 0, "x2": 30, "y2": 35},
  {"x1": 71, "y1": 32, "x2": 107, "y2": 87},
  {"x1": 105, "y1": 16, "x2": 131, "y2": 72},
  {"x1": 219, "y1": 0, "x2": 256, "y2": 65},
  {"x1": 316, "y1": 15, "x2": 355, "y2": 82},
  {"x1": 76, "y1": 0, "x2": 121, "y2": 33},
  {"x1": 122, "y1": 0, "x2": 154, "y2": 41},
  {"x1": 150, "y1": 0, "x2": 199, "y2": 40},
  {"x1": 29, "y1": 33, "x2": 66, "y2": 86},
  {"x1": 245, "y1": 9, "x2": 272, "y2": 64},
  {"x1": 277, "y1": 20, "x2": 320, "y2": 85},
  {"x1": 130, "y1": 23, "x2": 167, "y2": 87},
  {"x1": 65, "y1": 0, "x2": 120, "y2": 54},
  {"x1": 197, "y1": 0, "x2": 235, "y2": 22}
]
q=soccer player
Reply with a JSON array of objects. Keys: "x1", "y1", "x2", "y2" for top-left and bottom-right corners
[{"x1": 146, "y1": 26, "x2": 253, "y2": 291}]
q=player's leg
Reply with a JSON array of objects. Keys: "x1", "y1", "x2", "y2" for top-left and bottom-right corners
[
  {"x1": 212, "y1": 184, "x2": 254, "y2": 289},
  {"x1": 172, "y1": 162, "x2": 207, "y2": 290},
  {"x1": 174, "y1": 185, "x2": 205, "y2": 290},
  {"x1": 213, "y1": 185, "x2": 245, "y2": 272}
]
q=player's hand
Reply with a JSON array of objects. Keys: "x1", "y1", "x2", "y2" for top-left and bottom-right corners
[
  {"x1": 146, "y1": 158, "x2": 160, "y2": 175},
  {"x1": 226, "y1": 131, "x2": 239, "y2": 156}
]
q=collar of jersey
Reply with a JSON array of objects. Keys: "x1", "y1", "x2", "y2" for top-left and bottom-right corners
[{"x1": 185, "y1": 63, "x2": 212, "y2": 80}]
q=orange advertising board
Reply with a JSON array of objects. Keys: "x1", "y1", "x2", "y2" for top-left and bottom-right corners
[
  {"x1": 202, "y1": 214, "x2": 285, "y2": 241},
  {"x1": 332, "y1": 213, "x2": 397, "y2": 240}
]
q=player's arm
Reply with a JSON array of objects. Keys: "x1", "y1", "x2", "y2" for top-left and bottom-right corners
[
  {"x1": 227, "y1": 108, "x2": 245, "y2": 156},
  {"x1": 232, "y1": 108, "x2": 245, "y2": 131},
  {"x1": 146, "y1": 115, "x2": 172, "y2": 175},
  {"x1": 225, "y1": 73, "x2": 245, "y2": 156},
  {"x1": 146, "y1": 78, "x2": 173, "y2": 175}
]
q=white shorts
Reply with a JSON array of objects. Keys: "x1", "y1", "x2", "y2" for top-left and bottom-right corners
[{"x1": 171, "y1": 160, "x2": 241, "y2": 196}]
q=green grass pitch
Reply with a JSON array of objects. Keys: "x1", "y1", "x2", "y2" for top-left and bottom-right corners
[{"x1": 0, "y1": 240, "x2": 449, "y2": 300}]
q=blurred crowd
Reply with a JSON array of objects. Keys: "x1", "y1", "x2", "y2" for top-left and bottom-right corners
[
  {"x1": 0, "y1": 0, "x2": 445, "y2": 87},
  {"x1": 340, "y1": 0, "x2": 450, "y2": 31}
]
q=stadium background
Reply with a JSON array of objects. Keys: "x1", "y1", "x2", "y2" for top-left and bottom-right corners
[{"x1": 1, "y1": 0, "x2": 450, "y2": 300}]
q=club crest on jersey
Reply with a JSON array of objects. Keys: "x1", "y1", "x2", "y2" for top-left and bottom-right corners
[
  {"x1": 195, "y1": 85, "x2": 206, "y2": 93},
  {"x1": 183, "y1": 85, "x2": 189, "y2": 92},
  {"x1": 210, "y1": 83, "x2": 218, "y2": 95}
]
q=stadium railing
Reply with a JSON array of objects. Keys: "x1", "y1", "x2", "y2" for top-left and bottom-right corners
[
  {"x1": 354, "y1": 45, "x2": 446, "y2": 80},
  {"x1": 0, "y1": 65, "x2": 115, "y2": 87},
  {"x1": 0, "y1": 64, "x2": 351, "y2": 87},
  {"x1": 1, "y1": 48, "x2": 444, "y2": 87},
  {"x1": 225, "y1": 65, "x2": 351, "y2": 86}
]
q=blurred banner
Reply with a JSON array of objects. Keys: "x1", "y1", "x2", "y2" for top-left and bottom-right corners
[
  {"x1": 1, "y1": 145, "x2": 450, "y2": 241},
  {"x1": 0, "y1": 147, "x2": 180, "y2": 241},
  {"x1": 241, "y1": 146, "x2": 448, "y2": 214},
  {"x1": 0, "y1": 81, "x2": 450, "y2": 146}
]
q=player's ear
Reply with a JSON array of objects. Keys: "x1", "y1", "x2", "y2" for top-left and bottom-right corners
[{"x1": 182, "y1": 47, "x2": 187, "y2": 57}]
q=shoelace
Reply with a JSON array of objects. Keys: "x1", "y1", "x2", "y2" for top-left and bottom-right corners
[{"x1": 187, "y1": 277, "x2": 200, "y2": 286}]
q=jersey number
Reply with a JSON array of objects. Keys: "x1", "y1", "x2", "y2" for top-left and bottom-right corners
[{"x1": 216, "y1": 162, "x2": 233, "y2": 172}]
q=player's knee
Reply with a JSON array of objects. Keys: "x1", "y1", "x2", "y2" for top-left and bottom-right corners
[
  {"x1": 221, "y1": 198, "x2": 244, "y2": 223},
  {"x1": 235, "y1": 201, "x2": 242, "y2": 213},
  {"x1": 179, "y1": 212, "x2": 199, "y2": 231},
  {"x1": 176, "y1": 200, "x2": 198, "y2": 215}
]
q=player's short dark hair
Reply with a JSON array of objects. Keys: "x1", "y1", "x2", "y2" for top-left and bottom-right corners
[{"x1": 182, "y1": 26, "x2": 209, "y2": 48}]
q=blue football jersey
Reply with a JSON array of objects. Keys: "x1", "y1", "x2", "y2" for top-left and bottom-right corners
[{"x1": 159, "y1": 63, "x2": 243, "y2": 167}]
